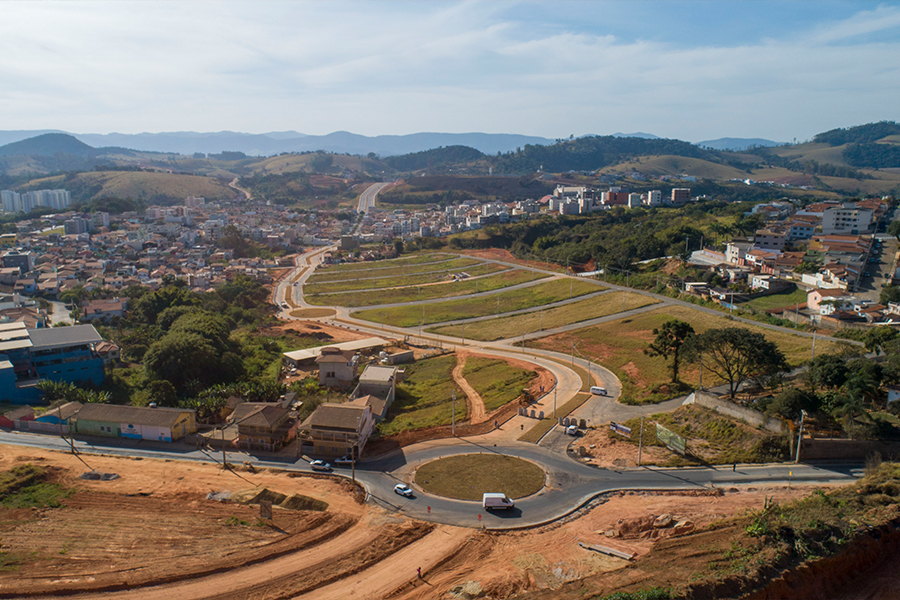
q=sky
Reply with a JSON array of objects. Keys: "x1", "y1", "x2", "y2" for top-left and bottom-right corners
[{"x1": 2, "y1": 0, "x2": 900, "y2": 142}]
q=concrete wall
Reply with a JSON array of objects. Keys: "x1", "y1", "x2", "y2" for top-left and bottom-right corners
[
  {"x1": 683, "y1": 391, "x2": 784, "y2": 433},
  {"x1": 799, "y1": 438, "x2": 900, "y2": 461}
]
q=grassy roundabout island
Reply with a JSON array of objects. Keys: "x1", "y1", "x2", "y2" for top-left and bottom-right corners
[{"x1": 413, "y1": 454, "x2": 545, "y2": 501}]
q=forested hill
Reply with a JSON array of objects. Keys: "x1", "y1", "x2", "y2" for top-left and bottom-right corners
[
  {"x1": 813, "y1": 121, "x2": 900, "y2": 146},
  {"x1": 383, "y1": 145, "x2": 485, "y2": 171},
  {"x1": 492, "y1": 135, "x2": 714, "y2": 173}
]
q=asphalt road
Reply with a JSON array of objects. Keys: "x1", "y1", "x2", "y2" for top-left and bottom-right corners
[{"x1": 0, "y1": 428, "x2": 862, "y2": 530}]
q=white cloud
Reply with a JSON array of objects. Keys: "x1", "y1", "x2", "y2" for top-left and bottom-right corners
[{"x1": 0, "y1": 1, "x2": 897, "y2": 141}]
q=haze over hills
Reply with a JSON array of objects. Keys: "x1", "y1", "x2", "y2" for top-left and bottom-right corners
[
  {"x1": 0, "y1": 130, "x2": 555, "y2": 158},
  {"x1": 697, "y1": 138, "x2": 783, "y2": 151}
]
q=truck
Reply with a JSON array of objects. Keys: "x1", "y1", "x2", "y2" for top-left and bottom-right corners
[{"x1": 482, "y1": 492, "x2": 515, "y2": 510}]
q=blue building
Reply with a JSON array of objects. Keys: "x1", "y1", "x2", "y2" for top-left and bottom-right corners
[{"x1": 0, "y1": 323, "x2": 105, "y2": 404}]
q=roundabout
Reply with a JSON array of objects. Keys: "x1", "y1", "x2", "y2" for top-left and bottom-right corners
[{"x1": 413, "y1": 453, "x2": 544, "y2": 501}]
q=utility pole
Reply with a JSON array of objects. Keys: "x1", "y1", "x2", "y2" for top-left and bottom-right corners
[
  {"x1": 571, "y1": 341, "x2": 575, "y2": 366},
  {"x1": 795, "y1": 410, "x2": 807, "y2": 462},
  {"x1": 451, "y1": 391, "x2": 456, "y2": 436},
  {"x1": 638, "y1": 416, "x2": 644, "y2": 466},
  {"x1": 811, "y1": 328, "x2": 816, "y2": 359},
  {"x1": 553, "y1": 385, "x2": 557, "y2": 418}
]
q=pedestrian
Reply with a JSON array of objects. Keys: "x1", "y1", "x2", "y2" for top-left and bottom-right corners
[
  {"x1": 733, "y1": 463, "x2": 736, "y2": 472},
  {"x1": 417, "y1": 567, "x2": 422, "y2": 579}
]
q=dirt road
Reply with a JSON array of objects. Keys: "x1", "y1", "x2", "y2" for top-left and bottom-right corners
[{"x1": 452, "y1": 352, "x2": 487, "y2": 424}]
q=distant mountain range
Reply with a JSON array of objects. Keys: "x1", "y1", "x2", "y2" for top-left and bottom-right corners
[
  {"x1": 697, "y1": 137, "x2": 782, "y2": 151},
  {"x1": 0, "y1": 130, "x2": 558, "y2": 158}
]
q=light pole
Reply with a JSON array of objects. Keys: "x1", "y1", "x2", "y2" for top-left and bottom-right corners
[
  {"x1": 451, "y1": 391, "x2": 456, "y2": 436},
  {"x1": 795, "y1": 410, "x2": 808, "y2": 463}
]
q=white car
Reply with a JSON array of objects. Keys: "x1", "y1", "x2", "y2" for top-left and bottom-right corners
[
  {"x1": 565, "y1": 425, "x2": 579, "y2": 436},
  {"x1": 334, "y1": 455, "x2": 354, "y2": 466},
  {"x1": 309, "y1": 460, "x2": 331, "y2": 472},
  {"x1": 394, "y1": 483, "x2": 414, "y2": 497}
]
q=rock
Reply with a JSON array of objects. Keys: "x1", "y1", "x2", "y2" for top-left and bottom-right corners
[{"x1": 653, "y1": 514, "x2": 674, "y2": 528}]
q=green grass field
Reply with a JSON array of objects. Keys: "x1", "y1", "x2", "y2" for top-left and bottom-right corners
[
  {"x1": 377, "y1": 355, "x2": 465, "y2": 435},
  {"x1": 351, "y1": 277, "x2": 599, "y2": 326},
  {"x1": 741, "y1": 286, "x2": 809, "y2": 312},
  {"x1": 304, "y1": 262, "x2": 506, "y2": 294},
  {"x1": 429, "y1": 290, "x2": 655, "y2": 341},
  {"x1": 531, "y1": 305, "x2": 841, "y2": 405},
  {"x1": 462, "y1": 356, "x2": 536, "y2": 412},
  {"x1": 413, "y1": 454, "x2": 544, "y2": 500},
  {"x1": 309, "y1": 269, "x2": 547, "y2": 308},
  {"x1": 307, "y1": 256, "x2": 483, "y2": 283}
]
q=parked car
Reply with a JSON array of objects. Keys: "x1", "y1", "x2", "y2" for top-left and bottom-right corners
[
  {"x1": 394, "y1": 483, "x2": 414, "y2": 497},
  {"x1": 334, "y1": 455, "x2": 353, "y2": 466},
  {"x1": 566, "y1": 425, "x2": 579, "y2": 436},
  {"x1": 310, "y1": 460, "x2": 331, "y2": 472}
]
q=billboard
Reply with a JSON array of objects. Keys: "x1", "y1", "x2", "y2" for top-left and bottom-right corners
[
  {"x1": 609, "y1": 422, "x2": 631, "y2": 437},
  {"x1": 656, "y1": 423, "x2": 686, "y2": 456}
]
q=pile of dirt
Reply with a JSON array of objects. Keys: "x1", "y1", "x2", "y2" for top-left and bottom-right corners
[{"x1": 231, "y1": 487, "x2": 329, "y2": 512}]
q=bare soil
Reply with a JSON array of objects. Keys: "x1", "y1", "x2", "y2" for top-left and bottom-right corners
[
  {"x1": 571, "y1": 427, "x2": 670, "y2": 468},
  {"x1": 256, "y1": 319, "x2": 370, "y2": 343},
  {"x1": 0, "y1": 445, "x2": 843, "y2": 600}
]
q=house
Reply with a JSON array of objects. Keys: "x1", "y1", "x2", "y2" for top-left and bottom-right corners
[
  {"x1": 81, "y1": 298, "x2": 127, "y2": 322},
  {"x1": 350, "y1": 365, "x2": 397, "y2": 421},
  {"x1": 0, "y1": 406, "x2": 34, "y2": 429},
  {"x1": 315, "y1": 346, "x2": 360, "y2": 388},
  {"x1": 807, "y1": 288, "x2": 855, "y2": 315},
  {"x1": 230, "y1": 402, "x2": 295, "y2": 452},
  {"x1": 33, "y1": 401, "x2": 82, "y2": 433},
  {"x1": 94, "y1": 341, "x2": 120, "y2": 365},
  {"x1": 300, "y1": 402, "x2": 374, "y2": 457},
  {"x1": 72, "y1": 404, "x2": 196, "y2": 442}
]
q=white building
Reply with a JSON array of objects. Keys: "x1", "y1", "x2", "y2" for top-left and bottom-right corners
[{"x1": 822, "y1": 204, "x2": 874, "y2": 235}]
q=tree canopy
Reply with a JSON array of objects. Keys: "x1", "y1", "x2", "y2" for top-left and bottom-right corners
[
  {"x1": 644, "y1": 319, "x2": 695, "y2": 382},
  {"x1": 683, "y1": 327, "x2": 788, "y2": 398}
]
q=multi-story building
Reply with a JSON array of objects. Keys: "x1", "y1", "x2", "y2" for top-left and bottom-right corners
[
  {"x1": 0, "y1": 323, "x2": 106, "y2": 403},
  {"x1": 822, "y1": 204, "x2": 875, "y2": 235},
  {"x1": 671, "y1": 188, "x2": 691, "y2": 203}
]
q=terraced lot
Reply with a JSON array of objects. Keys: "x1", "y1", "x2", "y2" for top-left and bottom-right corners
[
  {"x1": 351, "y1": 278, "x2": 600, "y2": 326},
  {"x1": 304, "y1": 262, "x2": 507, "y2": 294},
  {"x1": 429, "y1": 290, "x2": 655, "y2": 341},
  {"x1": 307, "y1": 269, "x2": 547, "y2": 307},
  {"x1": 308, "y1": 256, "x2": 484, "y2": 283}
]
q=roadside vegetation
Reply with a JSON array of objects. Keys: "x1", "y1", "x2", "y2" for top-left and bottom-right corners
[
  {"x1": 377, "y1": 355, "x2": 464, "y2": 436},
  {"x1": 429, "y1": 291, "x2": 655, "y2": 341},
  {"x1": 352, "y1": 278, "x2": 599, "y2": 327},
  {"x1": 531, "y1": 305, "x2": 841, "y2": 405},
  {"x1": 462, "y1": 357, "x2": 536, "y2": 412}
]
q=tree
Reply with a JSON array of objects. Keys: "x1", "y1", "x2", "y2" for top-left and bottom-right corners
[
  {"x1": 768, "y1": 388, "x2": 819, "y2": 421},
  {"x1": 804, "y1": 353, "x2": 849, "y2": 390},
  {"x1": 863, "y1": 327, "x2": 899, "y2": 353},
  {"x1": 644, "y1": 319, "x2": 695, "y2": 382},
  {"x1": 393, "y1": 239, "x2": 404, "y2": 256},
  {"x1": 880, "y1": 284, "x2": 900, "y2": 305},
  {"x1": 682, "y1": 328, "x2": 789, "y2": 399},
  {"x1": 888, "y1": 219, "x2": 900, "y2": 242}
]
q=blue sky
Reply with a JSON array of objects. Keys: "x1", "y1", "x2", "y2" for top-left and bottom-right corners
[{"x1": 1, "y1": 1, "x2": 899, "y2": 142}]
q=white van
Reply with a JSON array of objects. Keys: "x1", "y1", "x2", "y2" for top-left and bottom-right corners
[
  {"x1": 482, "y1": 492, "x2": 515, "y2": 510},
  {"x1": 590, "y1": 386, "x2": 607, "y2": 396}
]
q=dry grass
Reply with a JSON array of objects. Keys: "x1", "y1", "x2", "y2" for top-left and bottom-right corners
[
  {"x1": 429, "y1": 291, "x2": 654, "y2": 341},
  {"x1": 414, "y1": 454, "x2": 544, "y2": 501}
]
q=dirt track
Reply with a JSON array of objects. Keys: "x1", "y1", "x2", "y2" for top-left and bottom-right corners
[{"x1": 452, "y1": 352, "x2": 487, "y2": 424}]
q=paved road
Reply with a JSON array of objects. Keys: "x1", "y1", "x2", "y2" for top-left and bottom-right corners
[
  {"x1": 0, "y1": 428, "x2": 862, "y2": 530},
  {"x1": 225, "y1": 244, "x2": 871, "y2": 529},
  {"x1": 357, "y1": 181, "x2": 390, "y2": 214}
]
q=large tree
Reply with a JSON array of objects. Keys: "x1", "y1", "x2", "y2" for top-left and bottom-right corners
[
  {"x1": 682, "y1": 327, "x2": 788, "y2": 399},
  {"x1": 644, "y1": 319, "x2": 695, "y2": 382}
]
